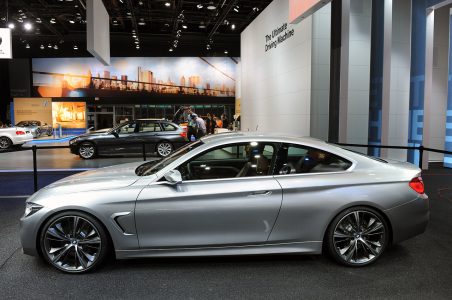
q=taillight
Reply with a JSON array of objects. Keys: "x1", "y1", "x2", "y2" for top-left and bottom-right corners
[
  {"x1": 180, "y1": 131, "x2": 187, "y2": 139},
  {"x1": 409, "y1": 177, "x2": 425, "y2": 194},
  {"x1": 16, "y1": 131, "x2": 26, "y2": 135}
]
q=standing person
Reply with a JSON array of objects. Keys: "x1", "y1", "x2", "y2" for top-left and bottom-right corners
[
  {"x1": 205, "y1": 113, "x2": 214, "y2": 135},
  {"x1": 192, "y1": 114, "x2": 206, "y2": 139},
  {"x1": 221, "y1": 114, "x2": 230, "y2": 129},
  {"x1": 214, "y1": 115, "x2": 223, "y2": 129},
  {"x1": 185, "y1": 106, "x2": 196, "y2": 139}
]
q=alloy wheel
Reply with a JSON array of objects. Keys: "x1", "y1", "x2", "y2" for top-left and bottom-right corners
[
  {"x1": 79, "y1": 144, "x2": 95, "y2": 159},
  {"x1": 157, "y1": 142, "x2": 172, "y2": 157},
  {"x1": 42, "y1": 216, "x2": 102, "y2": 272},
  {"x1": 0, "y1": 137, "x2": 12, "y2": 149},
  {"x1": 332, "y1": 210, "x2": 387, "y2": 265}
]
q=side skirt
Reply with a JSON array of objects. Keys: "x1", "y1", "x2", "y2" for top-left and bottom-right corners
[{"x1": 115, "y1": 241, "x2": 323, "y2": 259}]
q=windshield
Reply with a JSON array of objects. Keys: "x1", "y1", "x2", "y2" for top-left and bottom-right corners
[{"x1": 136, "y1": 141, "x2": 203, "y2": 176}]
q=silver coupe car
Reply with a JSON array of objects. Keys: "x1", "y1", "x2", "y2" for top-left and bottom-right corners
[{"x1": 20, "y1": 133, "x2": 429, "y2": 273}]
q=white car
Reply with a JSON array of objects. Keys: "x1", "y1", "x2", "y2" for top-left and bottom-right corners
[{"x1": 0, "y1": 127, "x2": 34, "y2": 149}]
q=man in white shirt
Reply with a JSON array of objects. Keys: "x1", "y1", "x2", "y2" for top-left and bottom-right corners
[{"x1": 192, "y1": 114, "x2": 206, "y2": 139}]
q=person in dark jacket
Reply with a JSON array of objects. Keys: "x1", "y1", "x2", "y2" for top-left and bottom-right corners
[{"x1": 221, "y1": 114, "x2": 229, "y2": 129}]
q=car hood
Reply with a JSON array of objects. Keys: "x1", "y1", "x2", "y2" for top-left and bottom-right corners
[{"x1": 43, "y1": 161, "x2": 145, "y2": 193}]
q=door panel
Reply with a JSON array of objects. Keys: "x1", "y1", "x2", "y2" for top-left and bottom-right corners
[{"x1": 135, "y1": 177, "x2": 282, "y2": 248}]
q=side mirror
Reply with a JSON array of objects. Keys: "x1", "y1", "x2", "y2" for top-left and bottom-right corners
[{"x1": 164, "y1": 169, "x2": 182, "y2": 185}]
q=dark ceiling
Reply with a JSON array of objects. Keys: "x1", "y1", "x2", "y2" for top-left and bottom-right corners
[{"x1": 0, "y1": 0, "x2": 273, "y2": 58}]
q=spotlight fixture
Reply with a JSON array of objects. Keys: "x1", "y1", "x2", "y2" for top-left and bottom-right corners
[
  {"x1": 197, "y1": 4, "x2": 203, "y2": 9},
  {"x1": 165, "y1": 2, "x2": 171, "y2": 7},
  {"x1": 69, "y1": 20, "x2": 75, "y2": 24},
  {"x1": 182, "y1": 24, "x2": 187, "y2": 29},
  {"x1": 119, "y1": 0, "x2": 123, "y2": 3},
  {"x1": 223, "y1": 19, "x2": 229, "y2": 25},
  {"x1": 40, "y1": 44, "x2": 44, "y2": 50},
  {"x1": 54, "y1": 45, "x2": 58, "y2": 50},
  {"x1": 25, "y1": 44, "x2": 30, "y2": 49},
  {"x1": 199, "y1": 22, "x2": 206, "y2": 29},
  {"x1": 231, "y1": 24, "x2": 236, "y2": 30},
  {"x1": 206, "y1": 44, "x2": 211, "y2": 50},
  {"x1": 253, "y1": 7, "x2": 259, "y2": 12},
  {"x1": 8, "y1": 23, "x2": 15, "y2": 29},
  {"x1": 132, "y1": 34, "x2": 137, "y2": 38},
  {"x1": 36, "y1": 18, "x2": 42, "y2": 23},
  {"x1": 138, "y1": 1, "x2": 143, "y2": 5},
  {"x1": 224, "y1": 50, "x2": 228, "y2": 54},
  {"x1": 50, "y1": 18, "x2": 56, "y2": 24},
  {"x1": 48, "y1": 44, "x2": 52, "y2": 48},
  {"x1": 24, "y1": 22, "x2": 33, "y2": 30},
  {"x1": 73, "y1": 45, "x2": 78, "y2": 50},
  {"x1": 207, "y1": 2, "x2": 216, "y2": 10},
  {"x1": 136, "y1": 45, "x2": 140, "y2": 49},
  {"x1": 233, "y1": 5, "x2": 239, "y2": 13},
  {"x1": 169, "y1": 48, "x2": 173, "y2": 52}
]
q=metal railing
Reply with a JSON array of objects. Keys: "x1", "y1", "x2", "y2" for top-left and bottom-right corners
[
  {"x1": 334, "y1": 143, "x2": 452, "y2": 169},
  {"x1": 0, "y1": 142, "x2": 158, "y2": 192},
  {"x1": 1, "y1": 141, "x2": 451, "y2": 193}
]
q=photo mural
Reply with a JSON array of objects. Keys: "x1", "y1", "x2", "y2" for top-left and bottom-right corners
[{"x1": 32, "y1": 57, "x2": 236, "y2": 98}]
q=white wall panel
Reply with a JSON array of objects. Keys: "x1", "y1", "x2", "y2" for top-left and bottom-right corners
[{"x1": 241, "y1": 0, "x2": 312, "y2": 135}]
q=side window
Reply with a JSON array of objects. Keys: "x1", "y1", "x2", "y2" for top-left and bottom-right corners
[
  {"x1": 176, "y1": 142, "x2": 276, "y2": 181},
  {"x1": 162, "y1": 123, "x2": 177, "y2": 131},
  {"x1": 116, "y1": 121, "x2": 136, "y2": 134},
  {"x1": 139, "y1": 121, "x2": 162, "y2": 133},
  {"x1": 275, "y1": 144, "x2": 352, "y2": 175}
]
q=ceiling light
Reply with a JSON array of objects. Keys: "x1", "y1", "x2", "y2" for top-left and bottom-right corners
[
  {"x1": 69, "y1": 20, "x2": 75, "y2": 24},
  {"x1": 135, "y1": 40, "x2": 139, "y2": 44},
  {"x1": 199, "y1": 22, "x2": 206, "y2": 29},
  {"x1": 73, "y1": 45, "x2": 78, "y2": 50},
  {"x1": 136, "y1": 45, "x2": 140, "y2": 49},
  {"x1": 119, "y1": 0, "x2": 123, "y2": 3},
  {"x1": 138, "y1": 1, "x2": 143, "y2": 5},
  {"x1": 207, "y1": 2, "x2": 216, "y2": 10},
  {"x1": 50, "y1": 18, "x2": 56, "y2": 24},
  {"x1": 138, "y1": 21, "x2": 146, "y2": 25},
  {"x1": 18, "y1": 18, "x2": 24, "y2": 23},
  {"x1": 206, "y1": 44, "x2": 211, "y2": 50},
  {"x1": 127, "y1": 12, "x2": 131, "y2": 16},
  {"x1": 8, "y1": 23, "x2": 15, "y2": 29},
  {"x1": 231, "y1": 24, "x2": 236, "y2": 30},
  {"x1": 233, "y1": 5, "x2": 239, "y2": 13},
  {"x1": 48, "y1": 44, "x2": 52, "y2": 48},
  {"x1": 132, "y1": 34, "x2": 136, "y2": 38},
  {"x1": 54, "y1": 45, "x2": 58, "y2": 50},
  {"x1": 165, "y1": 2, "x2": 171, "y2": 7},
  {"x1": 36, "y1": 18, "x2": 42, "y2": 23},
  {"x1": 182, "y1": 24, "x2": 187, "y2": 29},
  {"x1": 24, "y1": 22, "x2": 33, "y2": 30},
  {"x1": 40, "y1": 44, "x2": 44, "y2": 50},
  {"x1": 169, "y1": 48, "x2": 173, "y2": 52},
  {"x1": 25, "y1": 44, "x2": 30, "y2": 49},
  {"x1": 224, "y1": 50, "x2": 228, "y2": 54},
  {"x1": 197, "y1": 4, "x2": 203, "y2": 9},
  {"x1": 253, "y1": 7, "x2": 259, "y2": 12}
]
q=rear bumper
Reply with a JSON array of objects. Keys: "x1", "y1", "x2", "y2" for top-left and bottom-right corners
[
  {"x1": 13, "y1": 134, "x2": 34, "y2": 145},
  {"x1": 385, "y1": 194, "x2": 429, "y2": 244}
]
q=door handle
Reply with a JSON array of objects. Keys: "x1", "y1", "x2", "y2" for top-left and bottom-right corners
[{"x1": 249, "y1": 191, "x2": 272, "y2": 196}]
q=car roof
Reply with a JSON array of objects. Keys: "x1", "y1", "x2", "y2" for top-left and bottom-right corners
[{"x1": 137, "y1": 118, "x2": 166, "y2": 121}]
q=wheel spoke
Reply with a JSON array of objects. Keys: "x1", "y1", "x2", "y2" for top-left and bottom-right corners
[
  {"x1": 353, "y1": 211, "x2": 361, "y2": 231},
  {"x1": 79, "y1": 236, "x2": 101, "y2": 245},
  {"x1": 52, "y1": 244, "x2": 72, "y2": 262},
  {"x1": 47, "y1": 227, "x2": 68, "y2": 241},
  {"x1": 72, "y1": 216, "x2": 80, "y2": 237},
  {"x1": 359, "y1": 239, "x2": 379, "y2": 256},
  {"x1": 333, "y1": 232, "x2": 353, "y2": 239},
  {"x1": 363, "y1": 222, "x2": 383, "y2": 235},
  {"x1": 75, "y1": 247, "x2": 88, "y2": 269}
]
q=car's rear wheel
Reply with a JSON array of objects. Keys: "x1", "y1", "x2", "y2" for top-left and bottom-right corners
[
  {"x1": 0, "y1": 137, "x2": 12, "y2": 149},
  {"x1": 156, "y1": 141, "x2": 173, "y2": 157},
  {"x1": 78, "y1": 142, "x2": 96, "y2": 159},
  {"x1": 39, "y1": 211, "x2": 110, "y2": 273},
  {"x1": 326, "y1": 207, "x2": 389, "y2": 267}
]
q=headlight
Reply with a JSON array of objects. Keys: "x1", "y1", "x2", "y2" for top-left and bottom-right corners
[
  {"x1": 69, "y1": 137, "x2": 80, "y2": 145},
  {"x1": 24, "y1": 202, "x2": 43, "y2": 217}
]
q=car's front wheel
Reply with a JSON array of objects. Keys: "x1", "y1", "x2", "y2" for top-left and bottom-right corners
[
  {"x1": 156, "y1": 141, "x2": 173, "y2": 157},
  {"x1": 39, "y1": 211, "x2": 110, "y2": 273},
  {"x1": 0, "y1": 137, "x2": 12, "y2": 149},
  {"x1": 326, "y1": 207, "x2": 389, "y2": 267},
  {"x1": 78, "y1": 142, "x2": 96, "y2": 159}
]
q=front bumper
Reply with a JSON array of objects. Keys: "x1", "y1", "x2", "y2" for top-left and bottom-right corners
[{"x1": 385, "y1": 194, "x2": 430, "y2": 244}]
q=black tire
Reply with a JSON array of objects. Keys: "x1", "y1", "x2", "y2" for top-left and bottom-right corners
[
  {"x1": 78, "y1": 142, "x2": 97, "y2": 159},
  {"x1": 39, "y1": 210, "x2": 110, "y2": 274},
  {"x1": 156, "y1": 141, "x2": 174, "y2": 157},
  {"x1": 0, "y1": 136, "x2": 12, "y2": 149},
  {"x1": 326, "y1": 206, "x2": 389, "y2": 267}
]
